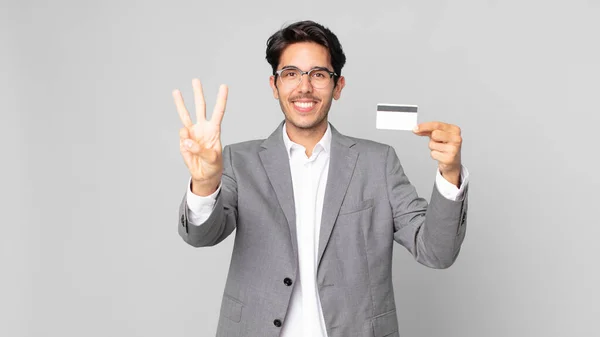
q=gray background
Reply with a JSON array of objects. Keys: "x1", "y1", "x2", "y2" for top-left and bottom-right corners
[{"x1": 2, "y1": 0, "x2": 599, "y2": 336}]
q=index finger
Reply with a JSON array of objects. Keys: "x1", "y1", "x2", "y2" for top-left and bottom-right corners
[
  {"x1": 192, "y1": 78, "x2": 207, "y2": 123},
  {"x1": 414, "y1": 121, "x2": 452, "y2": 134},
  {"x1": 172, "y1": 89, "x2": 193, "y2": 128}
]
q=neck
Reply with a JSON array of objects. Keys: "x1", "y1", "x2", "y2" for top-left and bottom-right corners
[{"x1": 285, "y1": 120, "x2": 328, "y2": 157}]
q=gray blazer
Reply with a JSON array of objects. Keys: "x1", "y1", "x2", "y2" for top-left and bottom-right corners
[{"x1": 178, "y1": 122, "x2": 468, "y2": 337}]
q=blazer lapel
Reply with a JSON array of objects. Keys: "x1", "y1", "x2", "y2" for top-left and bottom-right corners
[
  {"x1": 317, "y1": 126, "x2": 358, "y2": 267},
  {"x1": 258, "y1": 122, "x2": 358, "y2": 267},
  {"x1": 258, "y1": 122, "x2": 298, "y2": 259}
]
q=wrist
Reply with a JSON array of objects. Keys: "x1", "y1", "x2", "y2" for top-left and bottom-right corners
[
  {"x1": 191, "y1": 177, "x2": 221, "y2": 196},
  {"x1": 440, "y1": 166, "x2": 461, "y2": 187}
]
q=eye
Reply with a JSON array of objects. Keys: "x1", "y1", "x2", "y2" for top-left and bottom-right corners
[
  {"x1": 312, "y1": 70, "x2": 328, "y2": 79},
  {"x1": 281, "y1": 69, "x2": 298, "y2": 78}
]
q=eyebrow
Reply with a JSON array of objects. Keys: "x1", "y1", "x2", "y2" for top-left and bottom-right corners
[{"x1": 280, "y1": 65, "x2": 332, "y2": 71}]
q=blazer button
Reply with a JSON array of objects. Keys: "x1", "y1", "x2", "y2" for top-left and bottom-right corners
[
  {"x1": 283, "y1": 278, "x2": 293, "y2": 286},
  {"x1": 273, "y1": 319, "x2": 282, "y2": 327}
]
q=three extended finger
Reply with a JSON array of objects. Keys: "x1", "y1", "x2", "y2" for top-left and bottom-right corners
[
  {"x1": 173, "y1": 89, "x2": 193, "y2": 128},
  {"x1": 211, "y1": 84, "x2": 228, "y2": 125},
  {"x1": 192, "y1": 78, "x2": 207, "y2": 123}
]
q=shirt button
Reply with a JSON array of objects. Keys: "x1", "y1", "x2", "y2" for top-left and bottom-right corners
[
  {"x1": 283, "y1": 278, "x2": 293, "y2": 286},
  {"x1": 273, "y1": 319, "x2": 282, "y2": 327}
]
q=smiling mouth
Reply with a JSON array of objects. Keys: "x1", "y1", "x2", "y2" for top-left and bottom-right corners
[{"x1": 293, "y1": 101, "x2": 316, "y2": 109}]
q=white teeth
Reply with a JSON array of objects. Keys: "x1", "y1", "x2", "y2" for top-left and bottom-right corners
[{"x1": 294, "y1": 102, "x2": 315, "y2": 109}]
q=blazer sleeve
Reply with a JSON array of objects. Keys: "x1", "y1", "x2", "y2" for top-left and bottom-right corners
[
  {"x1": 386, "y1": 145, "x2": 468, "y2": 269},
  {"x1": 177, "y1": 145, "x2": 239, "y2": 247}
]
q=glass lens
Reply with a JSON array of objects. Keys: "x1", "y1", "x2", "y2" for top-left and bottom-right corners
[
  {"x1": 280, "y1": 69, "x2": 301, "y2": 85},
  {"x1": 309, "y1": 69, "x2": 331, "y2": 88}
]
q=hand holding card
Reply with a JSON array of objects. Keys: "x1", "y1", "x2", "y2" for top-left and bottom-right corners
[
  {"x1": 413, "y1": 121, "x2": 463, "y2": 187},
  {"x1": 375, "y1": 104, "x2": 463, "y2": 185}
]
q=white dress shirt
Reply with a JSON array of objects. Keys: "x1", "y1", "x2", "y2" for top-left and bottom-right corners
[{"x1": 185, "y1": 123, "x2": 469, "y2": 337}]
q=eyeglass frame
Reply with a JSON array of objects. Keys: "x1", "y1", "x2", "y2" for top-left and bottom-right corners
[{"x1": 274, "y1": 66, "x2": 339, "y2": 88}]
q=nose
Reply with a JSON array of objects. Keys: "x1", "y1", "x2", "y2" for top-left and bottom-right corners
[{"x1": 297, "y1": 73, "x2": 313, "y2": 93}]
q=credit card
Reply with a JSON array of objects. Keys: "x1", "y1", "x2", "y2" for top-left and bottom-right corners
[{"x1": 376, "y1": 104, "x2": 418, "y2": 130}]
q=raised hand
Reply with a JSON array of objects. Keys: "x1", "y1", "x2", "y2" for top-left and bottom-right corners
[
  {"x1": 173, "y1": 78, "x2": 228, "y2": 196},
  {"x1": 413, "y1": 121, "x2": 462, "y2": 187}
]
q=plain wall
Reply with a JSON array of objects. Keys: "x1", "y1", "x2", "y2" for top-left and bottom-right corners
[{"x1": 2, "y1": 0, "x2": 599, "y2": 336}]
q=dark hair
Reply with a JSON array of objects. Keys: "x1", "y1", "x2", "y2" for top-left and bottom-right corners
[{"x1": 266, "y1": 20, "x2": 346, "y2": 86}]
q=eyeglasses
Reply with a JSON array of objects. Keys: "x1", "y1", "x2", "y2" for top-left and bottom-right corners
[{"x1": 275, "y1": 66, "x2": 338, "y2": 89}]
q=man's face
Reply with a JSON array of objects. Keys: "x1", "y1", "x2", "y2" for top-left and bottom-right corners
[{"x1": 269, "y1": 42, "x2": 345, "y2": 131}]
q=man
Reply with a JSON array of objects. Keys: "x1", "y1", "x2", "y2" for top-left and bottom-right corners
[{"x1": 173, "y1": 20, "x2": 469, "y2": 337}]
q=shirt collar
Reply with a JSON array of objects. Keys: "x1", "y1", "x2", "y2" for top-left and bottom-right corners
[{"x1": 282, "y1": 122, "x2": 332, "y2": 158}]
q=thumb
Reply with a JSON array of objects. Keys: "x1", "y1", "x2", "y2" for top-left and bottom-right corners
[{"x1": 182, "y1": 138, "x2": 200, "y2": 154}]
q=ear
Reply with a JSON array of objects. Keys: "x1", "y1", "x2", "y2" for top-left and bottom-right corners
[
  {"x1": 269, "y1": 75, "x2": 279, "y2": 99},
  {"x1": 332, "y1": 76, "x2": 345, "y2": 100}
]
